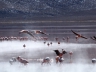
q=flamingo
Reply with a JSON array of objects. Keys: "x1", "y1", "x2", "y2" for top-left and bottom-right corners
[
  {"x1": 54, "y1": 49, "x2": 67, "y2": 57},
  {"x1": 71, "y1": 30, "x2": 87, "y2": 41},
  {"x1": 19, "y1": 30, "x2": 37, "y2": 40},
  {"x1": 17, "y1": 56, "x2": 29, "y2": 65},
  {"x1": 34, "y1": 30, "x2": 50, "y2": 35},
  {"x1": 55, "y1": 37, "x2": 58, "y2": 41},
  {"x1": 9, "y1": 57, "x2": 17, "y2": 65},
  {"x1": 90, "y1": 36, "x2": 96, "y2": 41},
  {"x1": 69, "y1": 51, "x2": 73, "y2": 63},
  {"x1": 67, "y1": 36, "x2": 69, "y2": 42},
  {"x1": 41, "y1": 57, "x2": 52, "y2": 65},
  {"x1": 55, "y1": 56, "x2": 64, "y2": 64}
]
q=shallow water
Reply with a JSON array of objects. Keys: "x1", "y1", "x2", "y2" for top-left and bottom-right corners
[
  {"x1": 0, "y1": 1, "x2": 96, "y2": 71},
  {"x1": 0, "y1": 62, "x2": 96, "y2": 72},
  {"x1": 0, "y1": 41, "x2": 96, "y2": 72}
]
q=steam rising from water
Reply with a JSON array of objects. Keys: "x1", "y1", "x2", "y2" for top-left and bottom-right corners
[
  {"x1": 0, "y1": 41, "x2": 95, "y2": 52},
  {"x1": 0, "y1": 62, "x2": 96, "y2": 72},
  {"x1": 0, "y1": 41, "x2": 96, "y2": 72}
]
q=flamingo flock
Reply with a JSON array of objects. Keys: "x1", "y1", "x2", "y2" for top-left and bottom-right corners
[
  {"x1": 7, "y1": 29, "x2": 96, "y2": 65},
  {"x1": 0, "y1": 36, "x2": 29, "y2": 41},
  {"x1": 9, "y1": 49, "x2": 72, "y2": 65},
  {"x1": 19, "y1": 29, "x2": 96, "y2": 46}
]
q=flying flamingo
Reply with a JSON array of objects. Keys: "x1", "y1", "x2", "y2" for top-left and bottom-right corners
[
  {"x1": 19, "y1": 30, "x2": 37, "y2": 40},
  {"x1": 71, "y1": 30, "x2": 87, "y2": 41},
  {"x1": 90, "y1": 36, "x2": 96, "y2": 41},
  {"x1": 19, "y1": 30, "x2": 49, "y2": 40},
  {"x1": 34, "y1": 30, "x2": 50, "y2": 35}
]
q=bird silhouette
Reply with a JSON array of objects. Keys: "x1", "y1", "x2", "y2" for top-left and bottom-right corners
[
  {"x1": 19, "y1": 30, "x2": 37, "y2": 40},
  {"x1": 90, "y1": 36, "x2": 96, "y2": 40},
  {"x1": 54, "y1": 49, "x2": 67, "y2": 57},
  {"x1": 55, "y1": 37, "x2": 59, "y2": 41},
  {"x1": 33, "y1": 30, "x2": 50, "y2": 35},
  {"x1": 71, "y1": 30, "x2": 87, "y2": 41}
]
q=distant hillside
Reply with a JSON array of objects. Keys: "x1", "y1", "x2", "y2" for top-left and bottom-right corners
[
  {"x1": 0, "y1": 0, "x2": 96, "y2": 20},
  {"x1": 0, "y1": 9, "x2": 96, "y2": 21}
]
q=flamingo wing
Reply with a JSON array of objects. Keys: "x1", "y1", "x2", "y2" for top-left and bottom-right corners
[
  {"x1": 94, "y1": 36, "x2": 96, "y2": 39},
  {"x1": 19, "y1": 30, "x2": 37, "y2": 40},
  {"x1": 25, "y1": 31, "x2": 37, "y2": 40},
  {"x1": 23, "y1": 59, "x2": 29, "y2": 63},
  {"x1": 19, "y1": 30, "x2": 28, "y2": 34},
  {"x1": 27, "y1": 32, "x2": 35, "y2": 37},
  {"x1": 81, "y1": 35, "x2": 87, "y2": 39},
  {"x1": 62, "y1": 50, "x2": 67, "y2": 54},
  {"x1": 54, "y1": 50, "x2": 60, "y2": 56},
  {"x1": 90, "y1": 37, "x2": 95, "y2": 40},
  {"x1": 35, "y1": 30, "x2": 49, "y2": 35},
  {"x1": 40, "y1": 31, "x2": 49, "y2": 35},
  {"x1": 71, "y1": 30, "x2": 79, "y2": 36}
]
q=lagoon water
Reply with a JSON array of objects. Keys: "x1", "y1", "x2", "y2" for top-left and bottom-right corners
[{"x1": 0, "y1": 21, "x2": 96, "y2": 72}]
